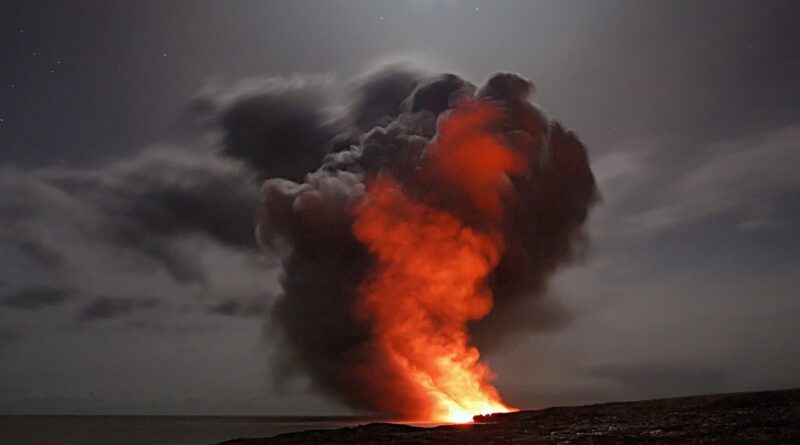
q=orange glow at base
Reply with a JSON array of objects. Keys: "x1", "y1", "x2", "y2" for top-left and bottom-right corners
[{"x1": 352, "y1": 101, "x2": 522, "y2": 422}]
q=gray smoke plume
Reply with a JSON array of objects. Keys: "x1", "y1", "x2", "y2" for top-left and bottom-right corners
[{"x1": 218, "y1": 66, "x2": 598, "y2": 416}]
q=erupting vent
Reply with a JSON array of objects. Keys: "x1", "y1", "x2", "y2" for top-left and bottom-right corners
[{"x1": 259, "y1": 69, "x2": 597, "y2": 422}]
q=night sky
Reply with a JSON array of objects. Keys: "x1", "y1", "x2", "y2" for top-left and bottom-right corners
[{"x1": 2, "y1": 0, "x2": 800, "y2": 415}]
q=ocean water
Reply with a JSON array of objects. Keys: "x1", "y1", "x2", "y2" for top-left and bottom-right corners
[{"x1": 0, "y1": 415, "x2": 378, "y2": 445}]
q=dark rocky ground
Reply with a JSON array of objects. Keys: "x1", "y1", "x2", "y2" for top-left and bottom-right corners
[{"x1": 216, "y1": 388, "x2": 800, "y2": 444}]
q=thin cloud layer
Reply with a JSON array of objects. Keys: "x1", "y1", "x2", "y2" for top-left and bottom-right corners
[
  {"x1": 78, "y1": 296, "x2": 159, "y2": 322},
  {"x1": 0, "y1": 147, "x2": 271, "y2": 329},
  {"x1": 0, "y1": 285, "x2": 73, "y2": 310},
  {"x1": 591, "y1": 122, "x2": 800, "y2": 238}
]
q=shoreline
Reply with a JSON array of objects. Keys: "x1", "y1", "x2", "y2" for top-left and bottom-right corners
[{"x1": 214, "y1": 388, "x2": 800, "y2": 444}]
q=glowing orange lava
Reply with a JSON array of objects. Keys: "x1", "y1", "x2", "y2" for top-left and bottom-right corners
[{"x1": 352, "y1": 101, "x2": 522, "y2": 423}]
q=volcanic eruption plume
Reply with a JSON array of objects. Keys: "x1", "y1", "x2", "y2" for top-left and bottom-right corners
[{"x1": 251, "y1": 68, "x2": 597, "y2": 422}]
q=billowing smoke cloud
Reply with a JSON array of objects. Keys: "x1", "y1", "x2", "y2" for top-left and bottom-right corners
[
  {"x1": 0, "y1": 65, "x2": 596, "y2": 417},
  {"x1": 250, "y1": 67, "x2": 598, "y2": 416},
  {"x1": 192, "y1": 76, "x2": 338, "y2": 182}
]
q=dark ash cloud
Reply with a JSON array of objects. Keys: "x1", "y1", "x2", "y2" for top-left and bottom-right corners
[
  {"x1": 194, "y1": 77, "x2": 338, "y2": 182},
  {"x1": 347, "y1": 64, "x2": 422, "y2": 131},
  {"x1": 207, "y1": 298, "x2": 267, "y2": 318},
  {"x1": 0, "y1": 142, "x2": 277, "y2": 337},
  {"x1": 1, "y1": 286, "x2": 73, "y2": 310},
  {"x1": 0, "y1": 149, "x2": 261, "y2": 286},
  {"x1": 78, "y1": 296, "x2": 159, "y2": 322},
  {"x1": 0, "y1": 66, "x2": 597, "y2": 417},
  {"x1": 253, "y1": 69, "x2": 598, "y2": 416}
]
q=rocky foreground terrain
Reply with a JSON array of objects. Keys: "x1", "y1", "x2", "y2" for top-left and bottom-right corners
[{"x1": 216, "y1": 388, "x2": 800, "y2": 444}]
